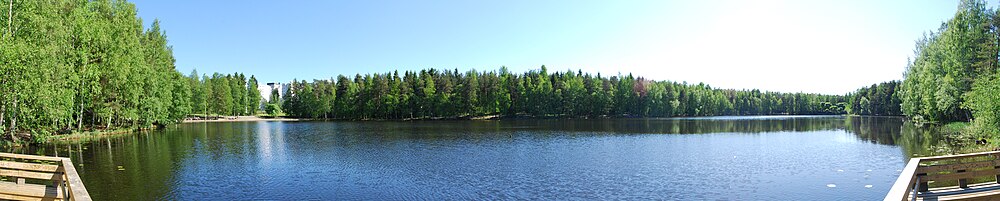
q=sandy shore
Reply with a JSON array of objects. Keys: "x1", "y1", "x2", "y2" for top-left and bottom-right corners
[{"x1": 182, "y1": 116, "x2": 301, "y2": 123}]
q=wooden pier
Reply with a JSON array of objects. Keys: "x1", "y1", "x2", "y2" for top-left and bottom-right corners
[
  {"x1": 0, "y1": 153, "x2": 90, "y2": 201},
  {"x1": 886, "y1": 151, "x2": 1000, "y2": 201}
]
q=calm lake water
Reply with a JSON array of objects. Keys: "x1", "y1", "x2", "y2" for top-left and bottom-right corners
[{"x1": 7, "y1": 116, "x2": 947, "y2": 200}]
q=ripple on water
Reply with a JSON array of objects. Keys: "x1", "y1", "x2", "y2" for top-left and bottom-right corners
[{"x1": 57, "y1": 118, "x2": 917, "y2": 200}]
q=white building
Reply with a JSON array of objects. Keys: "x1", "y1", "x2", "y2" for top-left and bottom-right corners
[{"x1": 259, "y1": 82, "x2": 291, "y2": 108}]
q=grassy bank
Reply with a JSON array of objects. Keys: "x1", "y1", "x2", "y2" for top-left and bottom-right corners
[
  {"x1": 43, "y1": 128, "x2": 149, "y2": 144},
  {"x1": 932, "y1": 122, "x2": 997, "y2": 155}
]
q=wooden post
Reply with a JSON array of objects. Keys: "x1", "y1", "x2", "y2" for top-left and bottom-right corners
[
  {"x1": 995, "y1": 166, "x2": 1000, "y2": 184},
  {"x1": 917, "y1": 173, "x2": 929, "y2": 192},
  {"x1": 958, "y1": 169, "x2": 968, "y2": 188},
  {"x1": 887, "y1": 159, "x2": 921, "y2": 201},
  {"x1": 994, "y1": 153, "x2": 1000, "y2": 184},
  {"x1": 61, "y1": 159, "x2": 91, "y2": 201}
]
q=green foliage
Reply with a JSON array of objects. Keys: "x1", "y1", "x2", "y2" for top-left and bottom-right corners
[
  {"x1": 964, "y1": 71, "x2": 1000, "y2": 137},
  {"x1": 247, "y1": 76, "x2": 262, "y2": 114},
  {"x1": 184, "y1": 71, "x2": 258, "y2": 116},
  {"x1": 901, "y1": 0, "x2": 996, "y2": 122},
  {"x1": 189, "y1": 70, "x2": 206, "y2": 115},
  {"x1": 277, "y1": 67, "x2": 848, "y2": 120},
  {"x1": 210, "y1": 73, "x2": 233, "y2": 115},
  {"x1": 0, "y1": 0, "x2": 173, "y2": 141},
  {"x1": 265, "y1": 104, "x2": 282, "y2": 117},
  {"x1": 269, "y1": 88, "x2": 281, "y2": 105},
  {"x1": 898, "y1": 0, "x2": 1000, "y2": 141},
  {"x1": 847, "y1": 81, "x2": 902, "y2": 116},
  {"x1": 0, "y1": 0, "x2": 261, "y2": 143}
]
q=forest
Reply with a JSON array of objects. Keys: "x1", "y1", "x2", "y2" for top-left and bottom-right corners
[
  {"x1": 846, "y1": 81, "x2": 902, "y2": 116},
  {"x1": 0, "y1": 0, "x2": 259, "y2": 143},
  {"x1": 185, "y1": 70, "x2": 262, "y2": 117},
  {"x1": 900, "y1": 0, "x2": 1000, "y2": 137},
  {"x1": 276, "y1": 67, "x2": 849, "y2": 120}
]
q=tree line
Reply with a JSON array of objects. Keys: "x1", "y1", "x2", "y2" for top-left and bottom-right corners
[
  {"x1": 185, "y1": 70, "x2": 262, "y2": 117},
  {"x1": 900, "y1": 0, "x2": 1000, "y2": 136},
  {"x1": 846, "y1": 81, "x2": 902, "y2": 116},
  {"x1": 277, "y1": 67, "x2": 847, "y2": 120}
]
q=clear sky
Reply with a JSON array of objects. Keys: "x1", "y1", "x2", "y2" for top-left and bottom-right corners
[{"x1": 132, "y1": 0, "x2": 973, "y2": 95}]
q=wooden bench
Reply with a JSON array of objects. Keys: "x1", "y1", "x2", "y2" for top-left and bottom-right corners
[
  {"x1": 886, "y1": 151, "x2": 1000, "y2": 201},
  {"x1": 0, "y1": 153, "x2": 91, "y2": 201}
]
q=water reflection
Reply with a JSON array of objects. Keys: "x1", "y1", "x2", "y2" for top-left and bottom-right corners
[
  {"x1": 839, "y1": 116, "x2": 948, "y2": 157},
  {"x1": 0, "y1": 116, "x2": 958, "y2": 200},
  {"x1": 843, "y1": 116, "x2": 905, "y2": 145},
  {"x1": 257, "y1": 122, "x2": 288, "y2": 166}
]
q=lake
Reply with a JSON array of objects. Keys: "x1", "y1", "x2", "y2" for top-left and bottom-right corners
[{"x1": 7, "y1": 115, "x2": 946, "y2": 200}]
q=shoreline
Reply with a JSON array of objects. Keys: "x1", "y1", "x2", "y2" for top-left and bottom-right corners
[
  {"x1": 33, "y1": 114, "x2": 935, "y2": 146},
  {"x1": 182, "y1": 116, "x2": 301, "y2": 123},
  {"x1": 197, "y1": 114, "x2": 862, "y2": 121},
  {"x1": 45, "y1": 128, "x2": 148, "y2": 144}
]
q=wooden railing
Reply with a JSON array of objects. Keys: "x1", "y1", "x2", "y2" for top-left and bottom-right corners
[
  {"x1": 0, "y1": 153, "x2": 91, "y2": 201},
  {"x1": 885, "y1": 151, "x2": 1000, "y2": 201}
]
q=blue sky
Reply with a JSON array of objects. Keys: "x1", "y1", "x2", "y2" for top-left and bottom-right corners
[{"x1": 133, "y1": 0, "x2": 971, "y2": 94}]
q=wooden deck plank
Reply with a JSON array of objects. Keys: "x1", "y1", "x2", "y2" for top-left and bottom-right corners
[
  {"x1": 919, "y1": 151, "x2": 1000, "y2": 162},
  {"x1": 0, "y1": 192, "x2": 61, "y2": 201},
  {"x1": 0, "y1": 161, "x2": 60, "y2": 173},
  {"x1": 0, "y1": 169, "x2": 62, "y2": 181},
  {"x1": 0, "y1": 181, "x2": 63, "y2": 199},
  {"x1": 925, "y1": 182, "x2": 1000, "y2": 193},
  {"x1": 919, "y1": 160, "x2": 1000, "y2": 174},
  {"x1": 918, "y1": 190, "x2": 1000, "y2": 201},
  {"x1": 0, "y1": 153, "x2": 90, "y2": 201},
  {"x1": 924, "y1": 168, "x2": 1000, "y2": 181},
  {"x1": 0, "y1": 153, "x2": 67, "y2": 162},
  {"x1": 920, "y1": 182, "x2": 1000, "y2": 196}
]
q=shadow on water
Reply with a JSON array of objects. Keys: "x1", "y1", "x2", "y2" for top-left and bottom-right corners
[{"x1": 841, "y1": 116, "x2": 967, "y2": 158}]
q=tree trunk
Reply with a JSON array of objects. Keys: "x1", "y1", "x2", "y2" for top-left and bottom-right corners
[
  {"x1": 6, "y1": 0, "x2": 11, "y2": 37},
  {"x1": 9, "y1": 98, "x2": 17, "y2": 142},
  {"x1": 0, "y1": 102, "x2": 5, "y2": 135},
  {"x1": 77, "y1": 68, "x2": 85, "y2": 131},
  {"x1": 77, "y1": 102, "x2": 83, "y2": 130}
]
